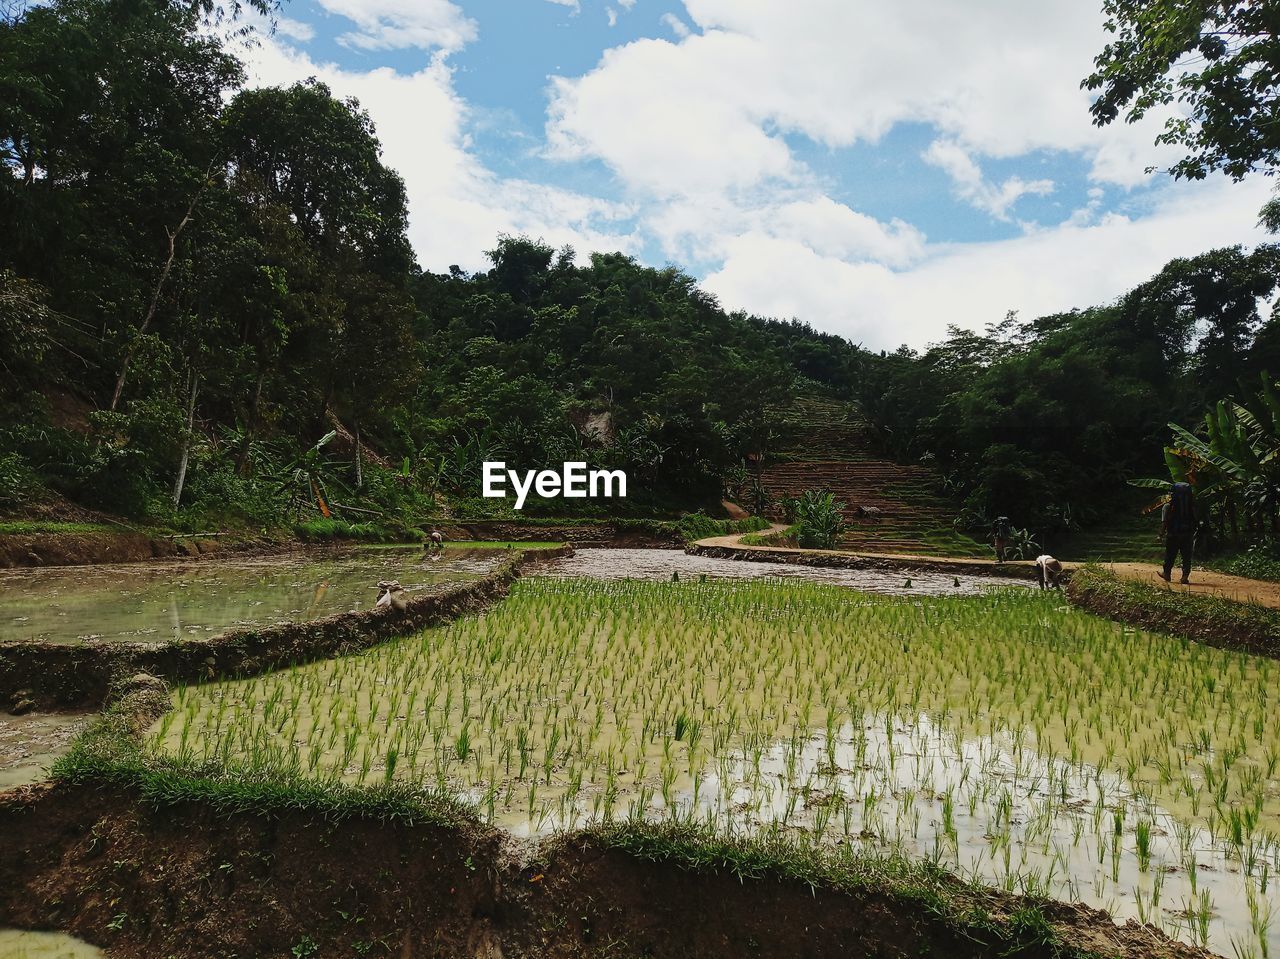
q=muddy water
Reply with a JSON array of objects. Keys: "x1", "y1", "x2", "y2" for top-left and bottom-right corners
[
  {"x1": 0, "y1": 712, "x2": 88, "y2": 788},
  {"x1": 0, "y1": 547, "x2": 499, "y2": 645},
  {"x1": 535, "y1": 548, "x2": 1030, "y2": 595},
  {"x1": 0, "y1": 930, "x2": 103, "y2": 958},
  {"x1": 484, "y1": 714, "x2": 1271, "y2": 955}
]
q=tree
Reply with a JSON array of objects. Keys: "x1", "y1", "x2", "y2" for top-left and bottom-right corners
[
  {"x1": 222, "y1": 80, "x2": 413, "y2": 278},
  {"x1": 1134, "y1": 374, "x2": 1280, "y2": 544},
  {"x1": 1083, "y1": 0, "x2": 1280, "y2": 180}
]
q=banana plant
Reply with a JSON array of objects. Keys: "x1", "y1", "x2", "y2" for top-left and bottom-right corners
[
  {"x1": 1131, "y1": 373, "x2": 1280, "y2": 542},
  {"x1": 273, "y1": 431, "x2": 345, "y2": 520}
]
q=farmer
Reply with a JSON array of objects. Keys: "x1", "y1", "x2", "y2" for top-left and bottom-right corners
[
  {"x1": 425, "y1": 528, "x2": 444, "y2": 553},
  {"x1": 1034, "y1": 554, "x2": 1064, "y2": 590},
  {"x1": 992, "y1": 515, "x2": 1012, "y2": 564},
  {"x1": 375, "y1": 580, "x2": 409, "y2": 611},
  {"x1": 1160, "y1": 482, "x2": 1196, "y2": 585}
]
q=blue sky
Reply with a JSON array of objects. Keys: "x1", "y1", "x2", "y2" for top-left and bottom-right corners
[{"x1": 244, "y1": 0, "x2": 1272, "y2": 350}]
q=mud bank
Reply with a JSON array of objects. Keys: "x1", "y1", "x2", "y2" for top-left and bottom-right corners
[
  {"x1": 0, "y1": 545, "x2": 573, "y2": 713},
  {"x1": 1067, "y1": 566, "x2": 1280, "y2": 658},
  {"x1": 0, "y1": 781, "x2": 1209, "y2": 959},
  {"x1": 0, "y1": 529, "x2": 287, "y2": 569},
  {"x1": 687, "y1": 542, "x2": 1041, "y2": 580},
  {"x1": 445, "y1": 519, "x2": 682, "y2": 547}
]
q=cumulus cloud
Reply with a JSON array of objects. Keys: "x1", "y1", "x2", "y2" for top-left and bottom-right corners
[
  {"x1": 660, "y1": 12, "x2": 690, "y2": 38},
  {"x1": 273, "y1": 16, "x2": 315, "y2": 42},
  {"x1": 922, "y1": 139, "x2": 1054, "y2": 221},
  {"x1": 240, "y1": 36, "x2": 638, "y2": 271},
  {"x1": 701, "y1": 176, "x2": 1273, "y2": 350},
  {"x1": 315, "y1": 0, "x2": 477, "y2": 52},
  {"x1": 546, "y1": 0, "x2": 1183, "y2": 201}
]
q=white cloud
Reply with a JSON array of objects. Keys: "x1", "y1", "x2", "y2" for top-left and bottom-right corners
[
  {"x1": 240, "y1": 36, "x2": 638, "y2": 271},
  {"x1": 315, "y1": 0, "x2": 477, "y2": 52},
  {"x1": 647, "y1": 193, "x2": 925, "y2": 270},
  {"x1": 545, "y1": 0, "x2": 580, "y2": 10},
  {"x1": 660, "y1": 12, "x2": 690, "y2": 38},
  {"x1": 922, "y1": 139, "x2": 1054, "y2": 221},
  {"x1": 547, "y1": 0, "x2": 1183, "y2": 202},
  {"x1": 606, "y1": 7, "x2": 617, "y2": 27},
  {"x1": 273, "y1": 16, "x2": 315, "y2": 42},
  {"x1": 547, "y1": 33, "x2": 797, "y2": 198},
  {"x1": 235, "y1": 0, "x2": 1272, "y2": 359},
  {"x1": 701, "y1": 176, "x2": 1273, "y2": 350}
]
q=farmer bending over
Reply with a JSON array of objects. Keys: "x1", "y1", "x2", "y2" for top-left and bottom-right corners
[
  {"x1": 425, "y1": 528, "x2": 444, "y2": 552},
  {"x1": 1035, "y1": 554, "x2": 1064, "y2": 590}
]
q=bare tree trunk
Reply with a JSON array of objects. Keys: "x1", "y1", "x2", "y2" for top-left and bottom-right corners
[
  {"x1": 236, "y1": 369, "x2": 266, "y2": 476},
  {"x1": 172, "y1": 368, "x2": 200, "y2": 511},
  {"x1": 354, "y1": 417, "x2": 364, "y2": 489},
  {"x1": 110, "y1": 175, "x2": 211, "y2": 411}
]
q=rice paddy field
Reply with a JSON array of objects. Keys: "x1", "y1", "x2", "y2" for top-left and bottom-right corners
[
  {"x1": 0, "y1": 546, "x2": 499, "y2": 645},
  {"x1": 149, "y1": 576, "x2": 1280, "y2": 957}
]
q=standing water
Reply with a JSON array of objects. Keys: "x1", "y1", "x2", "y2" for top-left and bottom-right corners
[
  {"x1": 534, "y1": 548, "x2": 1031, "y2": 595},
  {"x1": 0, "y1": 546, "x2": 500, "y2": 645}
]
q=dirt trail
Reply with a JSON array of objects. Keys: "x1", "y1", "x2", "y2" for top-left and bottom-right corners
[{"x1": 698, "y1": 527, "x2": 1280, "y2": 609}]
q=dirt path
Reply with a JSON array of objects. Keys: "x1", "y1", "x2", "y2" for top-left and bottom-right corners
[{"x1": 697, "y1": 527, "x2": 1280, "y2": 609}]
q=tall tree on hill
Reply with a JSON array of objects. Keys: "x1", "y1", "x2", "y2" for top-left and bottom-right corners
[
  {"x1": 222, "y1": 80, "x2": 418, "y2": 445},
  {"x1": 222, "y1": 80, "x2": 414, "y2": 279},
  {"x1": 0, "y1": 0, "x2": 243, "y2": 410}
]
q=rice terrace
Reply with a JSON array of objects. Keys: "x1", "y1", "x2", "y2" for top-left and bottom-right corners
[{"x1": 7, "y1": 0, "x2": 1280, "y2": 957}]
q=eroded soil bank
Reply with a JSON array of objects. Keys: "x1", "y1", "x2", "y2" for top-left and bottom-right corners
[
  {"x1": 443, "y1": 520, "x2": 684, "y2": 548},
  {"x1": 0, "y1": 545, "x2": 572, "y2": 712},
  {"x1": 0, "y1": 782, "x2": 1209, "y2": 959},
  {"x1": 687, "y1": 541, "x2": 1040, "y2": 580},
  {"x1": 0, "y1": 529, "x2": 290, "y2": 570}
]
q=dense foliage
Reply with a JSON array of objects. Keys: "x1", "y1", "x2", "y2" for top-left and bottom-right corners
[
  {"x1": 858, "y1": 245, "x2": 1280, "y2": 541},
  {"x1": 0, "y1": 0, "x2": 861, "y2": 527},
  {"x1": 1137, "y1": 373, "x2": 1280, "y2": 548},
  {"x1": 4, "y1": 0, "x2": 1279, "y2": 545},
  {"x1": 1084, "y1": 0, "x2": 1280, "y2": 182}
]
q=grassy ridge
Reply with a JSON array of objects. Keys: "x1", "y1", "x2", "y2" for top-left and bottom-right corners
[{"x1": 1067, "y1": 564, "x2": 1280, "y2": 657}]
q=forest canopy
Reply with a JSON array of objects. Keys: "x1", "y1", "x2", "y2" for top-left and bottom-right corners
[{"x1": 3, "y1": 0, "x2": 1279, "y2": 544}]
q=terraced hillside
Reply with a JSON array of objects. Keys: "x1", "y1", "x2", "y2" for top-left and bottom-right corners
[{"x1": 759, "y1": 397, "x2": 987, "y2": 556}]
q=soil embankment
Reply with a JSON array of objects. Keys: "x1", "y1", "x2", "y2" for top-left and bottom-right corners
[
  {"x1": 443, "y1": 519, "x2": 683, "y2": 547},
  {"x1": 0, "y1": 528, "x2": 285, "y2": 569},
  {"x1": 0, "y1": 782, "x2": 1210, "y2": 959},
  {"x1": 689, "y1": 533, "x2": 1040, "y2": 581},
  {"x1": 0, "y1": 545, "x2": 573, "y2": 712}
]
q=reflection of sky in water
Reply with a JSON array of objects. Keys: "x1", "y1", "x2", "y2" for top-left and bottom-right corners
[
  {"x1": 536, "y1": 548, "x2": 1033, "y2": 596},
  {"x1": 483, "y1": 714, "x2": 1273, "y2": 956},
  {"x1": 0, "y1": 547, "x2": 498, "y2": 645}
]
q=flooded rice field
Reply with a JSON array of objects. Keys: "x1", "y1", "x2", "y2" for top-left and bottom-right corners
[
  {"x1": 0, "y1": 713, "x2": 89, "y2": 789},
  {"x1": 536, "y1": 548, "x2": 1030, "y2": 594},
  {"x1": 0, "y1": 547, "x2": 499, "y2": 645},
  {"x1": 0, "y1": 929, "x2": 103, "y2": 958},
  {"x1": 152, "y1": 577, "x2": 1280, "y2": 955}
]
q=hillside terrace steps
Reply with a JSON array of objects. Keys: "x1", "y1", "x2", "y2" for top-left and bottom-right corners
[{"x1": 758, "y1": 397, "x2": 984, "y2": 557}]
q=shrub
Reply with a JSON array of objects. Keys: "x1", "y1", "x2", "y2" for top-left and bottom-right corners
[{"x1": 791, "y1": 490, "x2": 847, "y2": 549}]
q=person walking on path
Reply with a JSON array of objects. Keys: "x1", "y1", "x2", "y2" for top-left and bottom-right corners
[
  {"x1": 992, "y1": 515, "x2": 1012, "y2": 564},
  {"x1": 1160, "y1": 482, "x2": 1196, "y2": 585}
]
